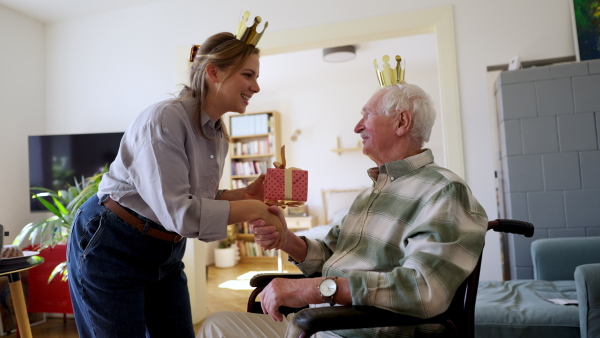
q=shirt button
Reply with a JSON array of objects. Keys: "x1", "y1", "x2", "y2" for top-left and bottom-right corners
[
  {"x1": 209, "y1": 155, "x2": 214, "y2": 159},
  {"x1": 390, "y1": 177, "x2": 395, "y2": 181},
  {"x1": 374, "y1": 189, "x2": 380, "y2": 194}
]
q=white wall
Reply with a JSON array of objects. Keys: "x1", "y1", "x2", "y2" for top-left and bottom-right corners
[
  {"x1": 244, "y1": 33, "x2": 443, "y2": 222},
  {"x1": 0, "y1": 5, "x2": 46, "y2": 239},
  {"x1": 0, "y1": 0, "x2": 577, "y2": 284}
]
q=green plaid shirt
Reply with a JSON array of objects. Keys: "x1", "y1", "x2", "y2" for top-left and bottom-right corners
[{"x1": 295, "y1": 149, "x2": 488, "y2": 337}]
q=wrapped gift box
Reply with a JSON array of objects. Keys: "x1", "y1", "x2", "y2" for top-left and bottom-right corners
[{"x1": 264, "y1": 167, "x2": 308, "y2": 203}]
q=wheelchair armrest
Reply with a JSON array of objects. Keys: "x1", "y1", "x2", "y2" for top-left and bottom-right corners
[
  {"x1": 292, "y1": 305, "x2": 448, "y2": 338},
  {"x1": 249, "y1": 273, "x2": 307, "y2": 288}
]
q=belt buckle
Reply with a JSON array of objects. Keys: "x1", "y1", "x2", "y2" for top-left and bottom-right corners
[{"x1": 173, "y1": 235, "x2": 184, "y2": 243}]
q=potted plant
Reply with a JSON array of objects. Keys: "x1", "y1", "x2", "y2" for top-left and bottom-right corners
[
  {"x1": 13, "y1": 166, "x2": 107, "y2": 282},
  {"x1": 214, "y1": 224, "x2": 238, "y2": 268}
]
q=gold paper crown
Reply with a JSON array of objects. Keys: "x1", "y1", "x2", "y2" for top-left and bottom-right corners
[
  {"x1": 189, "y1": 11, "x2": 268, "y2": 62},
  {"x1": 236, "y1": 11, "x2": 268, "y2": 46},
  {"x1": 374, "y1": 55, "x2": 405, "y2": 87}
]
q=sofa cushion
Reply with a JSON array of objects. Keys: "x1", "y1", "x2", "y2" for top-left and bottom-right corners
[
  {"x1": 475, "y1": 280, "x2": 579, "y2": 338},
  {"x1": 532, "y1": 237, "x2": 600, "y2": 281}
]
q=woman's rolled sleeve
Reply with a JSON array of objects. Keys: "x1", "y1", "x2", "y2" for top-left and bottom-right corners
[{"x1": 194, "y1": 198, "x2": 230, "y2": 241}]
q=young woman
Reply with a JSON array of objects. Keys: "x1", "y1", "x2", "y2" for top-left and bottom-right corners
[{"x1": 67, "y1": 30, "x2": 281, "y2": 337}]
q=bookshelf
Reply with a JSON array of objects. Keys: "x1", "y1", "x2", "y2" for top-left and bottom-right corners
[
  {"x1": 228, "y1": 111, "x2": 281, "y2": 262},
  {"x1": 229, "y1": 111, "x2": 281, "y2": 189},
  {"x1": 227, "y1": 112, "x2": 316, "y2": 265}
]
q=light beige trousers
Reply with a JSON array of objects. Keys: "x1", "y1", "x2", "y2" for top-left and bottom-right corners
[{"x1": 197, "y1": 311, "x2": 304, "y2": 338}]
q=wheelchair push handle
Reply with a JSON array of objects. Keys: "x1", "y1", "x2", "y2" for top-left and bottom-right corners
[{"x1": 489, "y1": 219, "x2": 534, "y2": 237}]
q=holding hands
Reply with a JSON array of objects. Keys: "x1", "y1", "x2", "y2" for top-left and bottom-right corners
[
  {"x1": 224, "y1": 174, "x2": 286, "y2": 248},
  {"x1": 251, "y1": 205, "x2": 288, "y2": 250}
]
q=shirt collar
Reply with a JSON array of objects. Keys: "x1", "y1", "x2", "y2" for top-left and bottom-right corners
[
  {"x1": 367, "y1": 149, "x2": 434, "y2": 182},
  {"x1": 200, "y1": 109, "x2": 222, "y2": 131},
  {"x1": 179, "y1": 89, "x2": 222, "y2": 131}
]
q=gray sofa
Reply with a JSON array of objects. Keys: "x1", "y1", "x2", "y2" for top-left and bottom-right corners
[{"x1": 475, "y1": 237, "x2": 600, "y2": 338}]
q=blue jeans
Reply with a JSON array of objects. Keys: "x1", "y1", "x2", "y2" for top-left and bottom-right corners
[{"x1": 67, "y1": 194, "x2": 194, "y2": 338}]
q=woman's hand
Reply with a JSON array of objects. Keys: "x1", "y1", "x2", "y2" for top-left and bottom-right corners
[{"x1": 243, "y1": 174, "x2": 265, "y2": 201}]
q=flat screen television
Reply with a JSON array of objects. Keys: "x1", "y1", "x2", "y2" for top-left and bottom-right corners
[{"x1": 28, "y1": 132, "x2": 124, "y2": 212}]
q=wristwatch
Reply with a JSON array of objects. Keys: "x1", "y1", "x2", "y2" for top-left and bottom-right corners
[{"x1": 318, "y1": 276, "x2": 338, "y2": 306}]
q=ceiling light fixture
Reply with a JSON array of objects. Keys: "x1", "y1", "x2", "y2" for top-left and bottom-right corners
[{"x1": 322, "y1": 45, "x2": 356, "y2": 63}]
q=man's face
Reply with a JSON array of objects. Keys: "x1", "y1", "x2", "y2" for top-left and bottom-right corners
[{"x1": 354, "y1": 90, "x2": 399, "y2": 166}]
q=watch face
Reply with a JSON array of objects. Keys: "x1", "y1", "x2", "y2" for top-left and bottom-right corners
[{"x1": 319, "y1": 278, "x2": 337, "y2": 297}]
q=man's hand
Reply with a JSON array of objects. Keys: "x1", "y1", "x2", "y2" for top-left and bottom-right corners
[
  {"x1": 260, "y1": 278, "x2": 315, "y2": 321},
  {"x1": 251, "y1": 205, "x2": 288, "y2": 250},
  {"x1": 243, "y1": 174, "x2": 265, "y2": 201}
]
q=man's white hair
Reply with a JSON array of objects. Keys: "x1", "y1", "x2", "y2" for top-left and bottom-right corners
[{"x1": 378, "y1": 83, "x2": 436, "y2": 146}]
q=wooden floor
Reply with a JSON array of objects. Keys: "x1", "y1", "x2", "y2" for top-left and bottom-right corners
[
  {"x1": 5, "y1": 316, "x2": 77, "y2": 338},
  {"x1": 5, "y1": 260, "x2": 298, "y2": 337}
]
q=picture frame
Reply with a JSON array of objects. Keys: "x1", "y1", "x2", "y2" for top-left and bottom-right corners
[{"x1": 570, "y1": 0, "x2": 600, "y2": 61}]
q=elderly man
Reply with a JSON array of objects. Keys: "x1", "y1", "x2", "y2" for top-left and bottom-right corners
[{"x1": 199, "y1": 82, "x2": 488, "y2": 338}]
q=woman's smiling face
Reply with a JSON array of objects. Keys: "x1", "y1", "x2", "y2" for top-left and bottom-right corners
[{"x1": 214, "y1": 53, "x2": 261, "y2": 115}]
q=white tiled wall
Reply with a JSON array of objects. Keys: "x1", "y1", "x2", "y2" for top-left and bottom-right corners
[{"x1": 496, "y1": 59, "x2": 600, "y2": 279}]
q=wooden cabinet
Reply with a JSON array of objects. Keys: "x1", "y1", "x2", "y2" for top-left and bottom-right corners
[
  {"x1": 285, "y1": 216, "x2": 316, "y2": 231},
  {"x1": 25, "y1": 244, "x2": 73, "y2": 314}
]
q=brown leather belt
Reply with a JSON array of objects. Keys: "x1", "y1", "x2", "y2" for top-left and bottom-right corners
[{"x1": 103, "y1": 198, "x2": 183, "y2": 243}]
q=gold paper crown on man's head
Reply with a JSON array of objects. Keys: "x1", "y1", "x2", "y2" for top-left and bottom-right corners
[
  {"x1": 374, "y1": 55, "x2": 405, "y2": 88},
  {"x1": 189, "y1": 11, "x2": 268, "y2": 62}
]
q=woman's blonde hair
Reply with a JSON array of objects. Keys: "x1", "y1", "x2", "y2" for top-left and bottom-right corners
[{"x1": 184, "y1": 32, "x2": 260, "y2": 139}]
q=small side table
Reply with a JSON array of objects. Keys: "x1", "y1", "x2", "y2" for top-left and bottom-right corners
[
  {"x1": 0, "y1": 255, "x2": 44, "y2": 338},
  {"x1": 285, "y1": 216, "x2": 317, "y2": 232}
]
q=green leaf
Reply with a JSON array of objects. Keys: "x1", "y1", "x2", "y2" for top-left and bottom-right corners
[
  {"x1": 16, "y1": 165, "x2": 109, "y2": 281},
  {"x1": 48, "y1": 261, "x2": 68, "y2": 283},
  {"x1": 33, "y1": 195, "x2": 63, "y2": 218}
]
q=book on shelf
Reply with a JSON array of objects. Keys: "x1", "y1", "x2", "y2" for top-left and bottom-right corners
[
  {"x1": 236, "y1": 222, "x2": 251, "y2": 234},
  {"x1": 230, "y1": 113, "x2": 271, "y2": 136},
  {"x1": 231, "y1": 136, "x2": 274, "y2": 156},
  {"x1": 231, "y1": 160, "x2": 269, "y2": 176},
  {"x1": 231, "y1": 179, "x2": 247, "y2": 189},
  {"x1": 236, "y1": 240, "x2": 277, "y2": 258}
]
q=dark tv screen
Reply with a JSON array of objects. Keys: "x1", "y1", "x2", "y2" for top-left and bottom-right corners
[{"x1": 28, "y1": 132, "x2": 124, "y2": 212}]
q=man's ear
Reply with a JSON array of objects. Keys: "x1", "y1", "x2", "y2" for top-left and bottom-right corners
[
  {"x1": 396, "y1": 110, "x2": 412, "y2": 136},
  {"x1": 206, "y1": 64, "x2": 219, "y2": 83}
]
